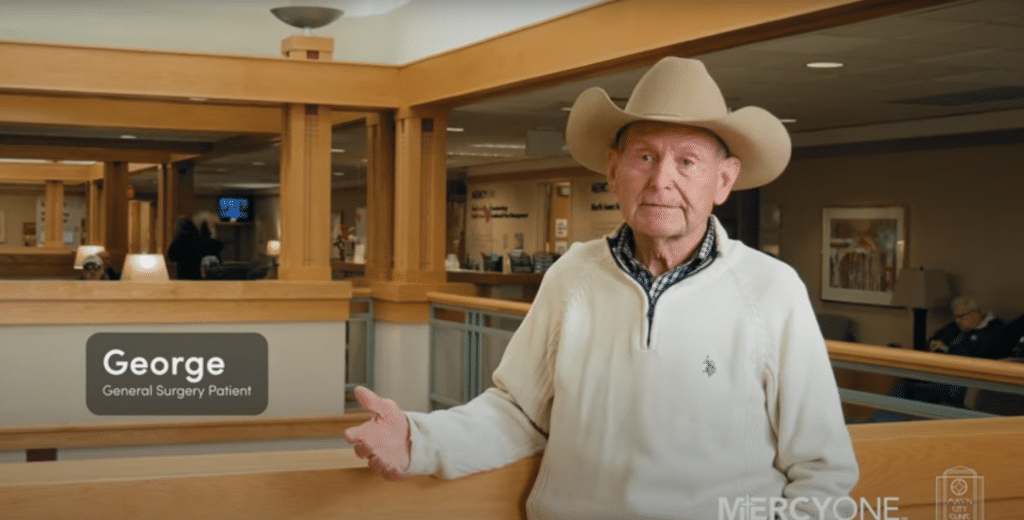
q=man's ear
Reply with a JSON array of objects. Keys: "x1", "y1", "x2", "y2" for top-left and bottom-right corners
[
  {"x1": 606, "y1": 149, "x2": 620, "y2": 188},
  {"x1": 713, "y1": 156, "x2": 741, "y2": 206}
]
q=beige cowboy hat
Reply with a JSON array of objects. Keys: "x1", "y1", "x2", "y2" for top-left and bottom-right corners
[{"x1": 565, "y1": 57, "x2": 791, "y2": 190}]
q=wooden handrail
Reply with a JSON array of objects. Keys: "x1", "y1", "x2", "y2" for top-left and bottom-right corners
[
  {"x1": 0, "y1": 413, "x2": 372, "y2": 451},
  {"x1": 2, "y1": 417, "x2": 1022, "y2": 520},
  {"x1": 827, "y1": 340, "x2": 1024, "y2": 386},
  {"x1": 427, "y1": 292, "x2": 531, "y2": 316}
]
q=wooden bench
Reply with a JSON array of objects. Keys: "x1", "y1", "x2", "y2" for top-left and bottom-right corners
[{"x1": 2, "y1": 416, "x2": 1021, "y2": 519}]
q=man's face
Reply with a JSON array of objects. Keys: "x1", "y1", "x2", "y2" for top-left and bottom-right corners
[
  {"x1": 954, "y1": 305, "x2": 983, "y2": 331},
  {"x1": 606, "y1": 122, "x2": 740, "y2": 244}
]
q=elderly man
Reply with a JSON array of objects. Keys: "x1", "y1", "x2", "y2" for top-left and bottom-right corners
[
  {"x1": 346, "y1": 57, "x2": 858, "y2": 519},
  {"x1": 926, "y1": 294, "x2": 1007, "y2": 359}
]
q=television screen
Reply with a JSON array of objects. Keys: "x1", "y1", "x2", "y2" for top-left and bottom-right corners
[{"x1": 217, "y1": 196, "x2": 252, "y2": 223}]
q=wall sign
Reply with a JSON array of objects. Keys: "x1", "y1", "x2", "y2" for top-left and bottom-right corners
[{"x1": 86, "y1": 333, "x2": 268, "y2": 415}]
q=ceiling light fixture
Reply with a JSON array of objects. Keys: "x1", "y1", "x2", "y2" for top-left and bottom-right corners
[
  {"x1": 189, "y1": 97, "x2": 208, "y2": 102},
  {"x1": 780, "y1": 118, "x2": 798, "y2": 124},
  {"x1": 270, "y1": 6, "x2": 343, "y2": 35},
  {"x1": 252, "y1": 162, "x2": 265, "y2": 166},
  {"x1": 447, "y1": 127, "x2": 465, "y2": 132},
  {"x1": 331, "y1": 148, "x2": 346, "y2": 153},
  {"x1": 120, "y1": 134, "x2": 137, "y2": 139},
  {"x1": 806, "y1": 61, "x2": 844, "y2": 69}
]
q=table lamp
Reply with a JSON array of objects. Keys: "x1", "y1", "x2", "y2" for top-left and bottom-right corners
[
  {"x1": 892, "y1": 266, "x2": 951, "y2": 351},
  {"x1": 121, "y1": 254, "x2": 170, "y2": 282}
]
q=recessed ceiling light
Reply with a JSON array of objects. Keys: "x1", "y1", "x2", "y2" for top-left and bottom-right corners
[
  {"x1": 333, "y1": 171, "x2": 345, "y2": 176},
  {"x1": 447, "y1": 127, "x2": 464, "y2": 132},
  {"x1": 560, "y1": 107, "x2": 573, "y2": 112},
  {"x1": 780, "y1": 118, "x2": 797, "y2": 124},
  {"x1": 189, "y1": 97, "x2": 208, "y2": 102},
  {"x1": 806, "y1": 61, "x2": 844, "y2": 69},
  {"x1": 120, "y1": 134, "x2": 137, "y2": 139},
  {"x1": 252, "y1": 162, "x2": 265, "y2": 166},
  {"x1": 331, "y1": 148, "x2": 346, "y2": 153}
]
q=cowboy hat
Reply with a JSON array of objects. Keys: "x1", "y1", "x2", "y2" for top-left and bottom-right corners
[{"x1": 565, "y1": 57, "x2": 791, "y2": 190}]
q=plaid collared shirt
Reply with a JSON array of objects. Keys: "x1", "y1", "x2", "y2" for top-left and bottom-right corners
[{"x1": 606, "y1": 218, "x2": 718, "y2": 315}]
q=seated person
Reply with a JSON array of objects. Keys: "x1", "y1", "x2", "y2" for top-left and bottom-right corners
[
  {"x1": 79, "y1": 254, "x2": 110, "y2": 281},
  {"x1": 923, "y1": 294, "x2": 1007, "y2": 359},
  {"x1": 878, "y1": 295, "x2": 1006, "y2": 417}
]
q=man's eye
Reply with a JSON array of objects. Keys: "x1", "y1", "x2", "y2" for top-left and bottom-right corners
[{"x1": 639, "y1": 153, "x2": 654, "y2": 162}]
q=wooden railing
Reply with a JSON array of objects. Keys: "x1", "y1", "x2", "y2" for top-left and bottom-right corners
[
  {"x1": 2, "y1": 416, "x2": 1022, "y2": 519},
  {"x1": 0, "y1": 414, "x2": 371, "y2": 457}
]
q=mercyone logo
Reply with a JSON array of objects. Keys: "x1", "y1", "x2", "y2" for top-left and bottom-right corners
[{"x1": 718, "y1": 496, "x2": 902, "y2": 520}]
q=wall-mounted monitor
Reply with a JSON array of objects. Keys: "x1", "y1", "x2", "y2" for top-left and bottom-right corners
[{"x1": 217, "y1": 196, "x2": 252, "y2": 223}]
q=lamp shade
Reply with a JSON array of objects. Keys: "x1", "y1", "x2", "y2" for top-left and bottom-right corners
[
  {"x1": 892, "y1": 267, "x2": 951, "y2": 309},
  {"x1": 266, "y1": 240, "x2": 281, "y2": 256},
  {"x1": 121, "y1": 254, "x2": 170, "y2": 282},
  {"x1": 74, "y1": 245, "x2": 106, "y2": 270}
]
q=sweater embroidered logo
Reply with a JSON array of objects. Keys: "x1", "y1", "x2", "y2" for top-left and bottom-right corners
[{"x1": 704, "y1": 356, "x2": 716, "y2": 377}]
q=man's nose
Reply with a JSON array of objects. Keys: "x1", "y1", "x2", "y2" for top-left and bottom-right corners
[{"x1": 648, "y1": 158, "x2": 677, "y2": 189}]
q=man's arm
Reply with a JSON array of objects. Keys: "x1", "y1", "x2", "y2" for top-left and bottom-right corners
[
  {"x1": 347, "y1": 258, "x2": 568, "y2": 481},
  {"x1": 768, "y1": 269, "x2": 859, "y2": 516}
]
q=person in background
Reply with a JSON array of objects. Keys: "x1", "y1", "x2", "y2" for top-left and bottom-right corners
[
  {"x1": 166, "y1": 217, "x2": 203, "y2": 280},
  {"x1": 199, "y1": 221, "x2": 224, "y2": 261},
  {"x1": 924, "y1": 294, "x2": 1007, "y2": 359},
  {"x1": 344, "y1": 57, "x2": 858, "y2": 519},
  {"x1": 79, "y1": 254, "x2": 109, "y2": 281}
]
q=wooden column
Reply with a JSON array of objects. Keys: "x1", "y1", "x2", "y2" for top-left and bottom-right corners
[
  {"x1": 365, "y1": 112, "x2": 395, "y2": 283},
  {"x1": 392, "y1": 107, "x2": 449, "y2": 285},
  {"x1": 277, "y1": 36, "x2": 334, "y2": 281},
  {"x1": 86, "y1": 179, "x2": 102, "y2": 245},
  {"x1": 43, "y1": 180, "x2": 64, "y2": 248},
  {"x1": 102, "y1": 161, "x2": 129, "y2": 272},
  {"x1": 171, "y1": 160, "x2": 195, "y2": 223},
  {"x1": 156, "y1": 163, "x2": 176, "y2": 254}
]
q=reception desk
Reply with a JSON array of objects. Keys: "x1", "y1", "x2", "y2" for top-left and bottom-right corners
[
  {"x1": 446, "y1": 271, "x2": 544, "y2": 301},
  {"x1": 0, "y1": 246, "x2": 76, "y2": 279},
  {"x1": 0, "y1": 280, "x2": 353, "y2": 440}
]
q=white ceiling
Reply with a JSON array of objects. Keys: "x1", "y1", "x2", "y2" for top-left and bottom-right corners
[{"x1": 1, "y1": 0, "x2": 1022, "y2": 194}]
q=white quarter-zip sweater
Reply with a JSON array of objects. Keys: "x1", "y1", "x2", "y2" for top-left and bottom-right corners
[{"x1": 407, "y1": 219, "x2": 859, "y2": 519}]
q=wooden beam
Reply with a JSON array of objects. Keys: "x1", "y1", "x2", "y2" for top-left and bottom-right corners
[
  {"x1": 0, "y1": 144, "x2": 174, "y2": 163},
  {"x1": 0, "y1": 40, "x2": 400, "y2": 109},
  {"x1": 0, "y1": 162, "x2": 96, "y2": 183},
  {"x1": 0, "y1": 93, "x2": 282, "y2": 133},
  {"x1": 399, "y1": 0, "x2": 958, "y2": 107}
]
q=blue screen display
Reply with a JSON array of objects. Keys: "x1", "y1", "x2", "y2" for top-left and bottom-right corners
[{"x1": 218, "y1": 197, "x2": 251, "y2": 222}]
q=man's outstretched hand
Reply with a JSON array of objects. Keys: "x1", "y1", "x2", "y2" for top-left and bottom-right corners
[{"x1": 343, "y1": 386, "x2": 412, "y2": 481}]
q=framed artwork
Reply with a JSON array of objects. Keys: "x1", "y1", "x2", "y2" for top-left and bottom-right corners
[{"x1": 822, "y1": 206, "x2": 905, "y2": 306}]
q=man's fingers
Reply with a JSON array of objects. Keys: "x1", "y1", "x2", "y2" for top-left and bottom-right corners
[{"x1": 353, "y1": 386, "x2": 389, "y2": 416}]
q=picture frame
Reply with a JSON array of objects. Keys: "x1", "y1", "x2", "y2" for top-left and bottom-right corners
[{"x1": 821, "y1": 206, "x2": 905, "y2": 306}]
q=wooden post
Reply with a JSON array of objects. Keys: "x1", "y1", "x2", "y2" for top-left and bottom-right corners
[
  {"x1": 392, "y1": 107, "x2": 448, "y2": 285},
  {"x1": 102, "y1": 161, "x2": 129, "y2": 272},
  {"x1": 156, "y1": 163, "x2": 177, "y2": 254},
  {"x1": 365, "y1": 112, "x2": 395, "y2": 283},
  {"x1": 43, "y1": 180, "x2": 64, "y2": 248},
  {"x1": 277, "y1": 36, "x2": 334, "y2": 281},
  {"x1": 87, "y1": 178, "x2": 102, "y2": 246}
]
